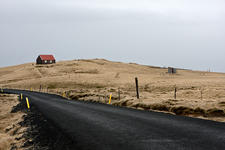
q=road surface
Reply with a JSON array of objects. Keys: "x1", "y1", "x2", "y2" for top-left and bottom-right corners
[{"x1": 3, "y1": 89, "x2": 225, "y2": 150}]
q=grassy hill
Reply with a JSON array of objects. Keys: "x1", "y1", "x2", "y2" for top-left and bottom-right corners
[{"x1": 1, "y1": 59, "x2": 225, "y2": 122}]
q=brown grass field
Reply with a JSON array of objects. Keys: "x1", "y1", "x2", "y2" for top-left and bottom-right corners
[
  {"x1": 1, "y1": 59, "x2": 225, "y2": 122},
  {"x1": 0, "y1": 94, "x2": 26, "y2": 150}
]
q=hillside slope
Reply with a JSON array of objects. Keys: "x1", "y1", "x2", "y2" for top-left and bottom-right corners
[{"x1": 1, "y1": 59, "x2": 225, "y2": 121}]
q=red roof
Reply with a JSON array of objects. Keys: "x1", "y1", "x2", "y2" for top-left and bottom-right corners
[{"x1": 39, "y1": 55, "x2": 55, "y2": 61}]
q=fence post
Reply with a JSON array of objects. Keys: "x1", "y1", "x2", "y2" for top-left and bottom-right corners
[
  {"x1": 135, "y1": 77, "x2": 139, "y2": 99},
  {"x1": 200, "y1": 89, "x2": 203, "y2": 100},
  {"x1": 174, "y1": 86, "x2": 177, "y2": 99},
  {"x1": 118, "y1": 88, "x2": 120, "y2": 101},
  {"x1": 39, "y1": 85, "x2": 42, "y2": 92}
]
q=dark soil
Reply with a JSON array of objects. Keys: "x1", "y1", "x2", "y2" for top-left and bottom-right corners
[{"x1": 11, "y1": 98, "x2": 76, "y2": 150}]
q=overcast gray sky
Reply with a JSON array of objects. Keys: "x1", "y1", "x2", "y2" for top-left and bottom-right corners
[{"x1": 1, "y1": 0, "x2": 225, "y2": 72}]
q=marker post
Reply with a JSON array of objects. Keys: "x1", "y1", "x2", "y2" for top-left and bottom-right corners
[
  {"x1": 26, "y1": 97, "x2": 30, "y2": 109},
  {"x1": 108, "y1": 94, "x2": 112, "y2": 104}
]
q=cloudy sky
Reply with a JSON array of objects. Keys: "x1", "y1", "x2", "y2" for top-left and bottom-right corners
[{"x1": 1, "y1": 0, "x2": 225, "y2": 72}]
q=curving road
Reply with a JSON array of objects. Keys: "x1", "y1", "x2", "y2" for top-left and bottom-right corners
[{"x1": 3, "y1": 89, "x2": 225, "y2": 150}]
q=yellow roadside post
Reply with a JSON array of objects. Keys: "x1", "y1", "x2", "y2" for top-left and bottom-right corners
[
  {"x1": 26, "y1": 97, "x2": 30, "y2": 109},
  {"x1": 62, "y1": 91, "x2": 66, "y2": 97},
  {"x1": 30, "y1": 88, "x2": 33, "y2": 91},
  {"x1": 1, "y1": 88, "x2": 3, "y2": 93},
  {"x1": 21, "y1": 93, "x2": 23, "y2": 100},
  {"x1": 108, "y1": 94, "x2": 112, "y2": 104}
]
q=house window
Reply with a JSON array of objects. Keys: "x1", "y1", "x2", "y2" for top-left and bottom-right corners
[
  {"x1": 50, "y1": 60, "x2": 52, "y2": 63},
  {"x1": 45, "y1": 60, "x2": 47, "y2": 63}
]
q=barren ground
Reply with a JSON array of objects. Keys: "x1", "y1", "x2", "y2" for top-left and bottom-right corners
[{"x1": 1, "y1": 59, "x2": 225, "y2": 122}]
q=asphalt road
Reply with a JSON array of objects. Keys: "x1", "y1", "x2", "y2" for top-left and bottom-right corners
[{"x1": 3, "y1": 89, "x2": 225, "y2": 150}]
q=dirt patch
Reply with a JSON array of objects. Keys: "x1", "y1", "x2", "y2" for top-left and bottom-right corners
[
  {"x1": 15, "y1": 101, "x2": 76, "y2": 150},
  {"x1": 74, "y1": 69, "x2": 99, "y2": 74},
  {"x1": 219, "y1": 101, "x2": 225, "y2": 107},
  {"x1": 69, "y1": 93, "x2": 95, "y2": 100},
  {"x1": 118, "y1": 101, "x2": 225, "y2": 121},
  {"x1": 206, "y1": 108, "x2": 225, "y2": 117},
  {"x1": 170, "y1": 106, "x2": 194, "y2": 115}
]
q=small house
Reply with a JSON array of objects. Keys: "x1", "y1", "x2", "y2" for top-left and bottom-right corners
[
  {"x1": 36, "y1": 55, "x2": 56, "y2": 64},
  {"x1": 168, "y1": 67, "x2": 176, "y2": 74}
]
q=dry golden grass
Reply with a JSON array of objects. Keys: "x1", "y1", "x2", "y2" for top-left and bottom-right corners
[
  {"x1": 1, "y1": 58, "x2": 225, "y2": 122},
  {"x1": 0, "y1": 94, "x2": 26, "y2": 150}
]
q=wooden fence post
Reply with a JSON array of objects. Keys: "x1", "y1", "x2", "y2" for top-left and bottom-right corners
[
  {"x1": 39, "y1": 85, "x2": 42, "y2": 92},
  {"x1": 118, "y1": 88, "x2": 120, "y2": 101},
  {"x1": 201, "y1": 89, "x2": 203, "y2": 100},
  {"x1": 174, "y1": 87, "x2": 177, "y2": 99},
  {"x1": 135, "y1": 77, "x2": 139, "y2": 99}
]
